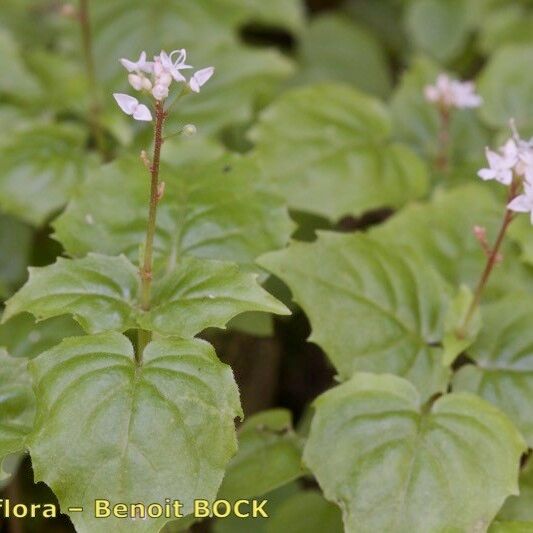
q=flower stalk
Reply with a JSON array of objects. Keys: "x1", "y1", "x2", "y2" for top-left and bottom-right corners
[
  {"x1": 114, "y1": 48, "x2": 214, "y2": 362},
  {"x1": 424, "y1": 74, "x2": 482, "y2": 173},
  {"x1": 457, "y1": 180, "x2": 518, "y2": 338},
  {"x1": 136, "y1": 102, "x2": 166, "y2": 362},
  {"x1": 140, "y1": 101, "x2": 166, "y2": 311},
  {"x1": 435, "y1": 105, "x2": 451, "y2": 173}
]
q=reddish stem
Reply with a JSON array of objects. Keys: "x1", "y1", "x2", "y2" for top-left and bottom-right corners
[
  {"x1": 137, "y1": 101, "x2": 166, "y2": 362},
  {"x1": 457, "y1": 180, "x2": 519, "y2": 337}
]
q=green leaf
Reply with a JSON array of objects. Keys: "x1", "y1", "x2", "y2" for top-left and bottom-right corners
[
  {"x1": 53, "y1": 155, "x2": 294, "y2": 273},
  {"x1": 218, "y1": 409, "x2": 303, "y2": 501},
  {"x1": 2, "y1": 254, "x2": 140, "y2": 334},
  {"x1": 442, "y1": 285, "x2": 481, "y2": 366},
  {"x1": 493, "y1": 521, "x2": 533, "y2": 533},
  {"x1": 304, "y1": 373, "x2": 526, "y2": 533},
  {"x1": 0, "y1": 27, "x2": 40, "y2": 101},
  {"x1": 28, "y1": 333, "x2": 241, "y2": 533},
  {"x1": 0, "y1": 314, "x2": 82, "y2": 359},
  {"x1": 4, "y1": 253, "x2": 289, "y2": 337},
  {"x1": 235, "y1": 0, "x2": 304, "y2": 33},
  {"x1": 212, "y1": 482, "x2": 300, "y2": 533},
  {"x1": 342, "y1": 0, "x2": 408, "y2": 58},
  {"x1": 0, "y1": 124, "x2": 90, "y2": 226},
  {"x1": 479, "y1": 5, "x2": 533, "y2": 53},
  {"x1": 404, "y1": 0, "x2": 473, "y2": 63},
  {"x1": 265, "y1": 490, "x2": 343, "y2": 533},
  {"x1": 259, "y1": 233, "x2": 451, "y2": 399},
  {"x1": 0, "y1": 214, "x2": 32, "y2": 297},
  {"x1": 453, "y1": 296, "x2": 533, "y2": 446},
  {"x1": 390, "y1": 56, "x2": 488, "y2": 181},
  {"x1": 139, "y1": 256, "x2": 290, "y2": 337},
  {"x1": 509, "y1": 215, "x2": 533, "y2": 267},
  {"x1": 25, "y1": 49, "x2": 88, "y2": 113},
  {"x1": 0, "y1": 350, "x2": 35, "y2": 479},
  {"x1": 478, "y1": 45, "x2": 533, "y2": 131},
  {"x1": 90, "y1": 0, "x2": 300, "y2": 77},
  {"x1": 294, "y1": 14, "x2": 392, "y2": 98},
  {"x1": 371, "y1": 184, "x2": 533, "y2": 299},
  {"x1": 498, "y1": 460, "x2": 533, "y2": 522},
  {"x1": 249, "y1": 83, "x2": 428, "y2": 220}
]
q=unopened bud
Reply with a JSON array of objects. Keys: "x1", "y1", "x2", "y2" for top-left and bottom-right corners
[
  {"x1": 140, "y1": 150, "x2": 151, "y2": 169},
  {"x1": 153, "y1": 59, "x2": 164, "y2": 77},
  {"x1": 152, "y1": 84, "x2": 169, "y2": 101},
  {"x1": 141, "y1": 77, "x2": 153, "y2": 91},
  {"x1": 128, "y1": 74, "x2": 144, "y2": 91},
  {"x1": 183, "y1": 124, "x2": 197, "y2": 137},
  {"x1": 157, "y1": 181, "x2": 166, "y2": 201},
  {"x1": 473, "y1": 225, "x2": 487, "y2": 242},
  {"x1": 157, "y1": 72, "x2": 172, "y2": 87}
]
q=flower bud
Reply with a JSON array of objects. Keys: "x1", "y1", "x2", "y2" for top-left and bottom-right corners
[
  {"x1": 157, "y1": 72, "x2": 172, "y2": 87},
  {"x1": 153, "y1": 59, "x2": 164, "y2": 77},
  {"x1": 152, "y1": 84, "x2": 169, "y2": 101},
  {"x1": 141, "y1": 77, "x2": 153, "y2": 91},
  {"x1": 182, "y1": 124, "x2": 197, "y2": 137},
  {"x1": 128, "y1": 74, "x2": 144, "y2": 91}
]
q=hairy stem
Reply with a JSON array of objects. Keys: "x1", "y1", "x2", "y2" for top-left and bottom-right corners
[
  {"x1": 136, "y1": 101, "x2": 166, "y2": 362},
  {"x1": 435, "y1": 106, "x2": 451, "y2": 173},
  {"x1": 79, "y1": 0, "x2": 106, "y2": 158},
  {"x1": 457, "y1": 181, "x2": 518, "y2": 337}
]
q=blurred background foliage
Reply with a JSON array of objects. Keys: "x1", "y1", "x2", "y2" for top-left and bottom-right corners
[{"x1": 2, "y1": 0, "x2": 533, "y2": 531}]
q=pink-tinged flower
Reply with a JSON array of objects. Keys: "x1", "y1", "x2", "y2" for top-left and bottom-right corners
[
  {"x1": 113, "y1": 93, "x2": 152, "y2": 121},
  {"x1": 120, "y1": 51, "x2": 153, "y2": 74},
  {"x1": 425, "y1": 74, "x2": 482, "y2": 109},
  {"x1": 508, "y1": 182, "x2": 533, "y2": 224},
  {"x1": 159, "y1": 49, "x2": 191, "y2": 82},
  {"x1": 478, "y1": 140, "x2": 519, "y2": 185},
  {"x1": 189, "y1": 67, "x2": 214, "y2": 93},
  {"x1": 115, "y1": 48, "x2": 212, "y2": 115},
  {"x1": 152, "y1": 84, "x2": 169, "y2": 101}
]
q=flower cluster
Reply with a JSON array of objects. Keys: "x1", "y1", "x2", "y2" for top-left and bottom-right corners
[
  {"x1": 478, "y1": 127, "x2": 533, "y2": 223},
  {"x1": 113, "y1": 50, "x2": 214, "y2": 122},
  {"x1": 424, "y1": 74, "x2": 482, "y2": 110}
]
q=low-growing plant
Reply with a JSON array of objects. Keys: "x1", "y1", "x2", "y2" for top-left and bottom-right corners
[{"x1": 3, "y1": 2, "x2": 533, "y2": 533}]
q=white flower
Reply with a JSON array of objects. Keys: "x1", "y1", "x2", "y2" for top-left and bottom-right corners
[
  {"x1": 113, "y1": 93, "x2": 152, "y2": 121},
  {"x1": 508, "y1": 182, "x2": 533, "y2": 223},
  {"x1": 425, "y1": 74, "x2": 482, "y2": 109},
  {"x1": 120, "y1": 51, "x2": 153, "y2": 74},
  {"x1": 514, "y1": 140, "x2": 533, "y2": 179},
  {"x1": 452, "y1": 81, "x2": 483, "y2": 108},
  {"x1": 159, "y1": 49, "x2": 191, "y2": 82},
  {"x1": 478, "y1": 123, "x2": 533, "y2": 186},
  {"x1": 189, "y1": 67, "x2": 214, "y2": 93},
  {"x1": 115, "y1": 48, "x2": 211, "y2": 117},
  {"x1": 478, "y1": 141, "x2": 517, "y2": 185}
]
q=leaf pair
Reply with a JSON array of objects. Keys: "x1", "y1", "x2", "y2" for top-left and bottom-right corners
[{"x1": 3, "y1": 253, "x2": 289, "y2": 338}]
